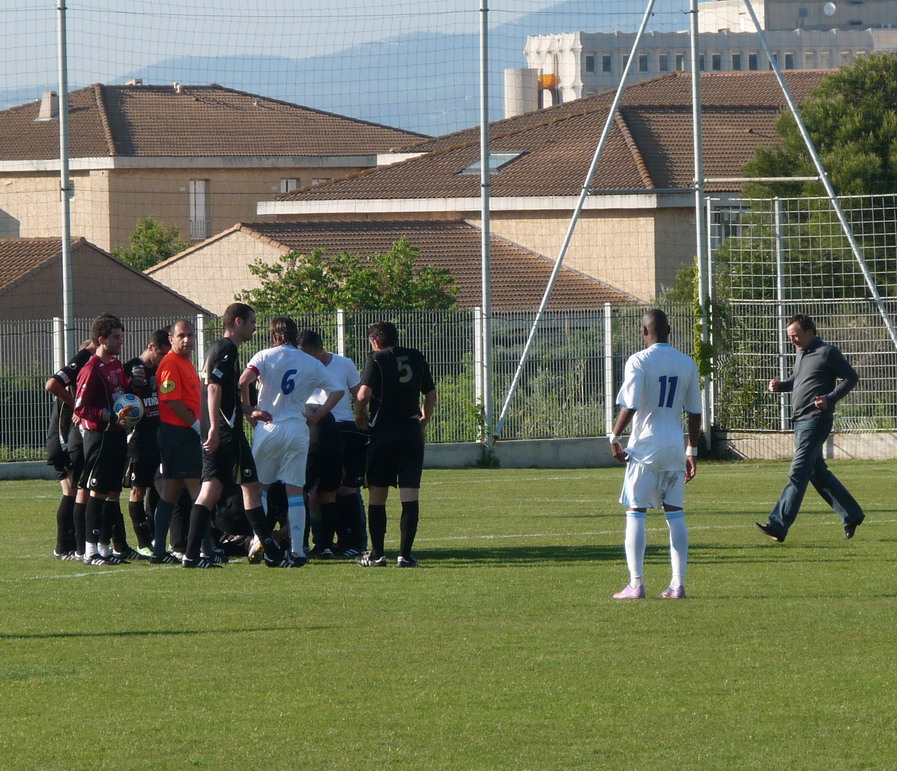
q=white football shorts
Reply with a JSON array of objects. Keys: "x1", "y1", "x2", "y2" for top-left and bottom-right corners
[
  {"x1": 251, "y1": 419, "x2": 309, "y2": 488},
  {"x1": 619, "y1": 460, "x2": 685, "y2": 510}
]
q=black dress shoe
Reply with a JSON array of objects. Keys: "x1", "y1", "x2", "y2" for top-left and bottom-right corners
[
  {"x1": 844, "y1": 514, "x2": 866, "y2": 540},
  {"x1": 755, "y1": 521, "x2": 786, "y2": 543}
]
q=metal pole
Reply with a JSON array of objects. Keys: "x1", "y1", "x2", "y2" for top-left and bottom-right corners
[
  {"x1": 603, "y1": 303, "x2": 614, "y2": 434},
  {"x1": 690, "y1": 0, "x2": 712, "y2": 449},
  {"x1": 57, "y1": 0, "x2": 74, "y2": 360},
  {"x1": 742, "y1": 0, "x2": 897, "y2": 349},
  {"x1": 494, "y1": 0, "x2": 659, "y2": 439},
  {"x1": 773, "y1": 198, "x2": 789, "y2": 430},
  {"x1": 479, "y1": 0, "x2": 495, "y2": 448},
  {"x1": 336, "y1": 308, "x2": 346, "y2": 357}
]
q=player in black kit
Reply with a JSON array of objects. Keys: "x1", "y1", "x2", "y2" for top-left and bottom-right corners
[
  {"x1": 191, "y1": 303, "x2": 295, "y2": 567},
  {"x1": 354, "y1": 321, "x2": 436, "y2": 568}
]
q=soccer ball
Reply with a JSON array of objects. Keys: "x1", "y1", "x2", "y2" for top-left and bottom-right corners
[{"x1": 113, "y1": 392, "x2": 144, "y2": 426}]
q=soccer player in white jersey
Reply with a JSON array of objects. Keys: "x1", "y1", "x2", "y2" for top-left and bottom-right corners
[
  {"x1": 239, "y1": 317, "x2": 344, "y2": 564},
  {"x1": 608, "y1": 309, "x2": 702, "y2": 599}
]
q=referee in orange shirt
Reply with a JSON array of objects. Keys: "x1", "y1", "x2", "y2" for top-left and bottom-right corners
[{"x1": 152, "y1": 320, "x2": 218, "y2": 566}]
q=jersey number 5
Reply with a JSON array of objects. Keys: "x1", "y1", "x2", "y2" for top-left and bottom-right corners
[
  {"x1": 396, "y1": 356, "x2": 413, "y2": 384},
  {"x1": 658, "y1": 375, "x2": 678, "y2": 408}
]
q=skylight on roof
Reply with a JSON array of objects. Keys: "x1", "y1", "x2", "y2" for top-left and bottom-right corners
[{"x1": 460, "y1": 152, "x2": 524, "y2": 175}]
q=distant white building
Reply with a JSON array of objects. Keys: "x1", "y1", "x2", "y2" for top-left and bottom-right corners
[{"x1": 508, "y1": 0, "x2": 897, "y2": 115}]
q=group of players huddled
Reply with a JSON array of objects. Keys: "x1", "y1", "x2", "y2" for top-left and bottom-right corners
[{"x1": 45, "y1": 303, "x2": 437, "y2": 569}]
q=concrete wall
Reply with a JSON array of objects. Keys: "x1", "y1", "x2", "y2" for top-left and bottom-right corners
[{"x1": 717, "y1": 431, "x2": 897, "y2": 461}]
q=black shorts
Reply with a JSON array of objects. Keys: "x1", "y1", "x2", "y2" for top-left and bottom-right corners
[
  {"x1": 79, "y1": 429, "x2": 128, "y2": 494},
  {"x1": 202, "y1": 432, "x2": 258, "y2": 486},
  {"x1": 306, "y1": 417, "x2": 342, "y2": 494},
  {"x1": 337, "y1": 420, "x2": 369, "y2": 489},
  {"x1": 157, "y1": 423, "x2": 203, "y2": 480},
  {"x1": 365, "y1": 419, "x2": 425, "y2": 489},
  {"x1": 68, "y1": 425, "x2": 85, "y2": 484},
  {"x1": 123, "y1": 435, "x2": 161, "y2": 488},
  {"x1": 45, "y1": 431, "x2": 70, "y2": 480}
]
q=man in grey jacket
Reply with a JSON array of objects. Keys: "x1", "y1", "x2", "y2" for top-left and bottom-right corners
[{"x1": 756, "y1": 313, "x2": 865, "y2": 543}]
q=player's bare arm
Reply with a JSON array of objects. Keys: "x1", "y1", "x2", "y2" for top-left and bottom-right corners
[
  {"x1": 419, "y1": 389, "x2": 436, "y2": 430},
  {"x1": 609, "y1": 407, "x2": 636, "y2": 464},
  {"x1": 204, "y1": 381, "x2": 223, "y2": 452},
  {"x1": 685, "y1": 412, "x2": 701, "y2": 483},
  {"x1": 306, "y1": 390, "x2": 345, "y2": 426},
  {"x1": 238, "y1": 367, "x2": 271, "y2": 426},
  {"x1": 354, "y1": 384, "x2": 372, "y2": 431}
]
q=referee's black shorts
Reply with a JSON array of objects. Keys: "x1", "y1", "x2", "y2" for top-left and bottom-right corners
[
  {"x1": 202, "y1": 431, "x2": 258, "y2": 486},
  {"x1": 157, "y1": 423, "x2": 202, "y2": 480},
  {"x1": 365, "y1": 419, "x2": 425, "y2": 489}
]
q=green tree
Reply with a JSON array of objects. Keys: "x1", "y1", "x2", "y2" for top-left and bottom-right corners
[
  {"x1": 743, "y1": 52, "x2": 897, "y2": 198},
  {"x1": 237, "y1": 237, "x2": 457, "y2": 312},
  {"x1": 113, "y1": 216, "x2": 191, "y2": 271}
]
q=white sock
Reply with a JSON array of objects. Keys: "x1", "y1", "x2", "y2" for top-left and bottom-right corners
[
  {"x1": 624, "y1": 511, "x2": 647, "y2": 587},
  {"x1": 85, "y1": 542, "x2": 98, "y2": 559},
  {"x1": 665, "y1": 509, "x2": 689, "y2": 588},
  {"x1": 97, "y1": 542, "x2": 111, "y2": 557},
  {"x1": 287, "y1": 495, "x2": 305, "y2": 556}
]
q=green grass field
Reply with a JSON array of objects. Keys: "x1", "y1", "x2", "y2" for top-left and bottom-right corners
[{"x1": 1, "y1": 461, "x2": 895, "y2": 769}]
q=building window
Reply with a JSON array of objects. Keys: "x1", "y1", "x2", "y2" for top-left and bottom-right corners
[
  {"x1": 711, "y1": 53, "x2": 722, "y2": 70},
  {"x1": 460, "y1": 152, "x2": 525, "y2": 176},
  {"x1": 804, "y1": 51, "x2": 815, "y2": 67},
  {"x1": 799, "y1": 7, "x2": 809, "y2": 17},
  {"x1": 659, "y1": 54, "x2": 669, "y2": 72},
  {"x1": 784, "y1": 52, "x2": 795, "y2": 69},
  {"x1": 602, "y1": 54, "x2": 612, "y2": 73},
  {"x1": 840, "y1": 50, "x2": 851, "y2": 64},
  {"x1": 820, "y1": 50, "x2": 831, "y2": 67},
  {"x1": 732, "y1": 53, "x2": 742, "y2": 70},
  {"x1": 699, "y1": 54, "x2": 705, "y2": 71},
  {"x1": 188, "y1": 179, "x2": 209, "y2": 240},
  {"x1": 675, "y1": 53, "x2": 686, "y2": 71},
  {"x1": 854, "y1": 50, "x2": 866, "y2": 58},
  {"x1": 638, "y1": 54, "x2": 649, "y2": 72},
  {"x1": 311, "y1": 178, "x2": 331, "y2": 186},
  {"x1": 749, "y1": 53, "x2": 759, "y2": 70},
  {"x1": 585, "y1": 54, "x2": 595, "y2": 73},
  {"x1": 622, "y1": 54, "x2": 629, "y2": 69},
  {"x1": 280, "y1": 178, "x2": 299, "y2": 194}
]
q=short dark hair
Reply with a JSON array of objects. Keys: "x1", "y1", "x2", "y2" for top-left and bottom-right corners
[
  {"x1": 150, "y1": 328, "x2": 171, "y2": 350},
  {"x1": 789, "y1": 313, "x2": 816, "y2": 334},
  {"x1": 297, "y1": 328, "x2": 323, "y2": 350},
  {"x1": 270, "y1": 316, "x2": 299, "y2": 346},
  {"x1": 642, "y1": 308, "x2": 670, "y2": 340},
  {"x1": 222, "y1": 302, "x2": 254, "y2": 330},
  {"x1": 91, "y1": 313, "x2": 123, "y2": 345},
  {"x1": 368, "y1": 321, "x2": 399, "y2": 348}
]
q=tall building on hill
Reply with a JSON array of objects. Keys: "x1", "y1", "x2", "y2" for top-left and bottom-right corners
[{"x1": 507, "y1": 0, "x2": 897, "y2": 114}]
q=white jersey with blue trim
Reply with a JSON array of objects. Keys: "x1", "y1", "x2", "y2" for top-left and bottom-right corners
[
  {"x1": 247, "y1": 345, "x2": 341, "y2": 424},
  {"x1": 616, "y1": 342, "x2": 701, "y2": 470}
]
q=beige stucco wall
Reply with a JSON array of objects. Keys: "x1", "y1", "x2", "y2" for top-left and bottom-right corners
[
  {"x1": 147, "y1": 230, "x2": 285, "y2": 315},
  {"x1": 0, "y1": 164, "x2": 364, "y2": 252},
  {"x1": 0, "y1": 171, "x2": 111, "y2": 245},
  {"x1": 473, "y1": 208, "x2": 696, "y2": 301}
]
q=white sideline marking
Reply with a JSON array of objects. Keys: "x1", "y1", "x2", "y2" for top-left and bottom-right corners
[{"x1": 0, "y1": 568, "x2": 124, "y2": 582}]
